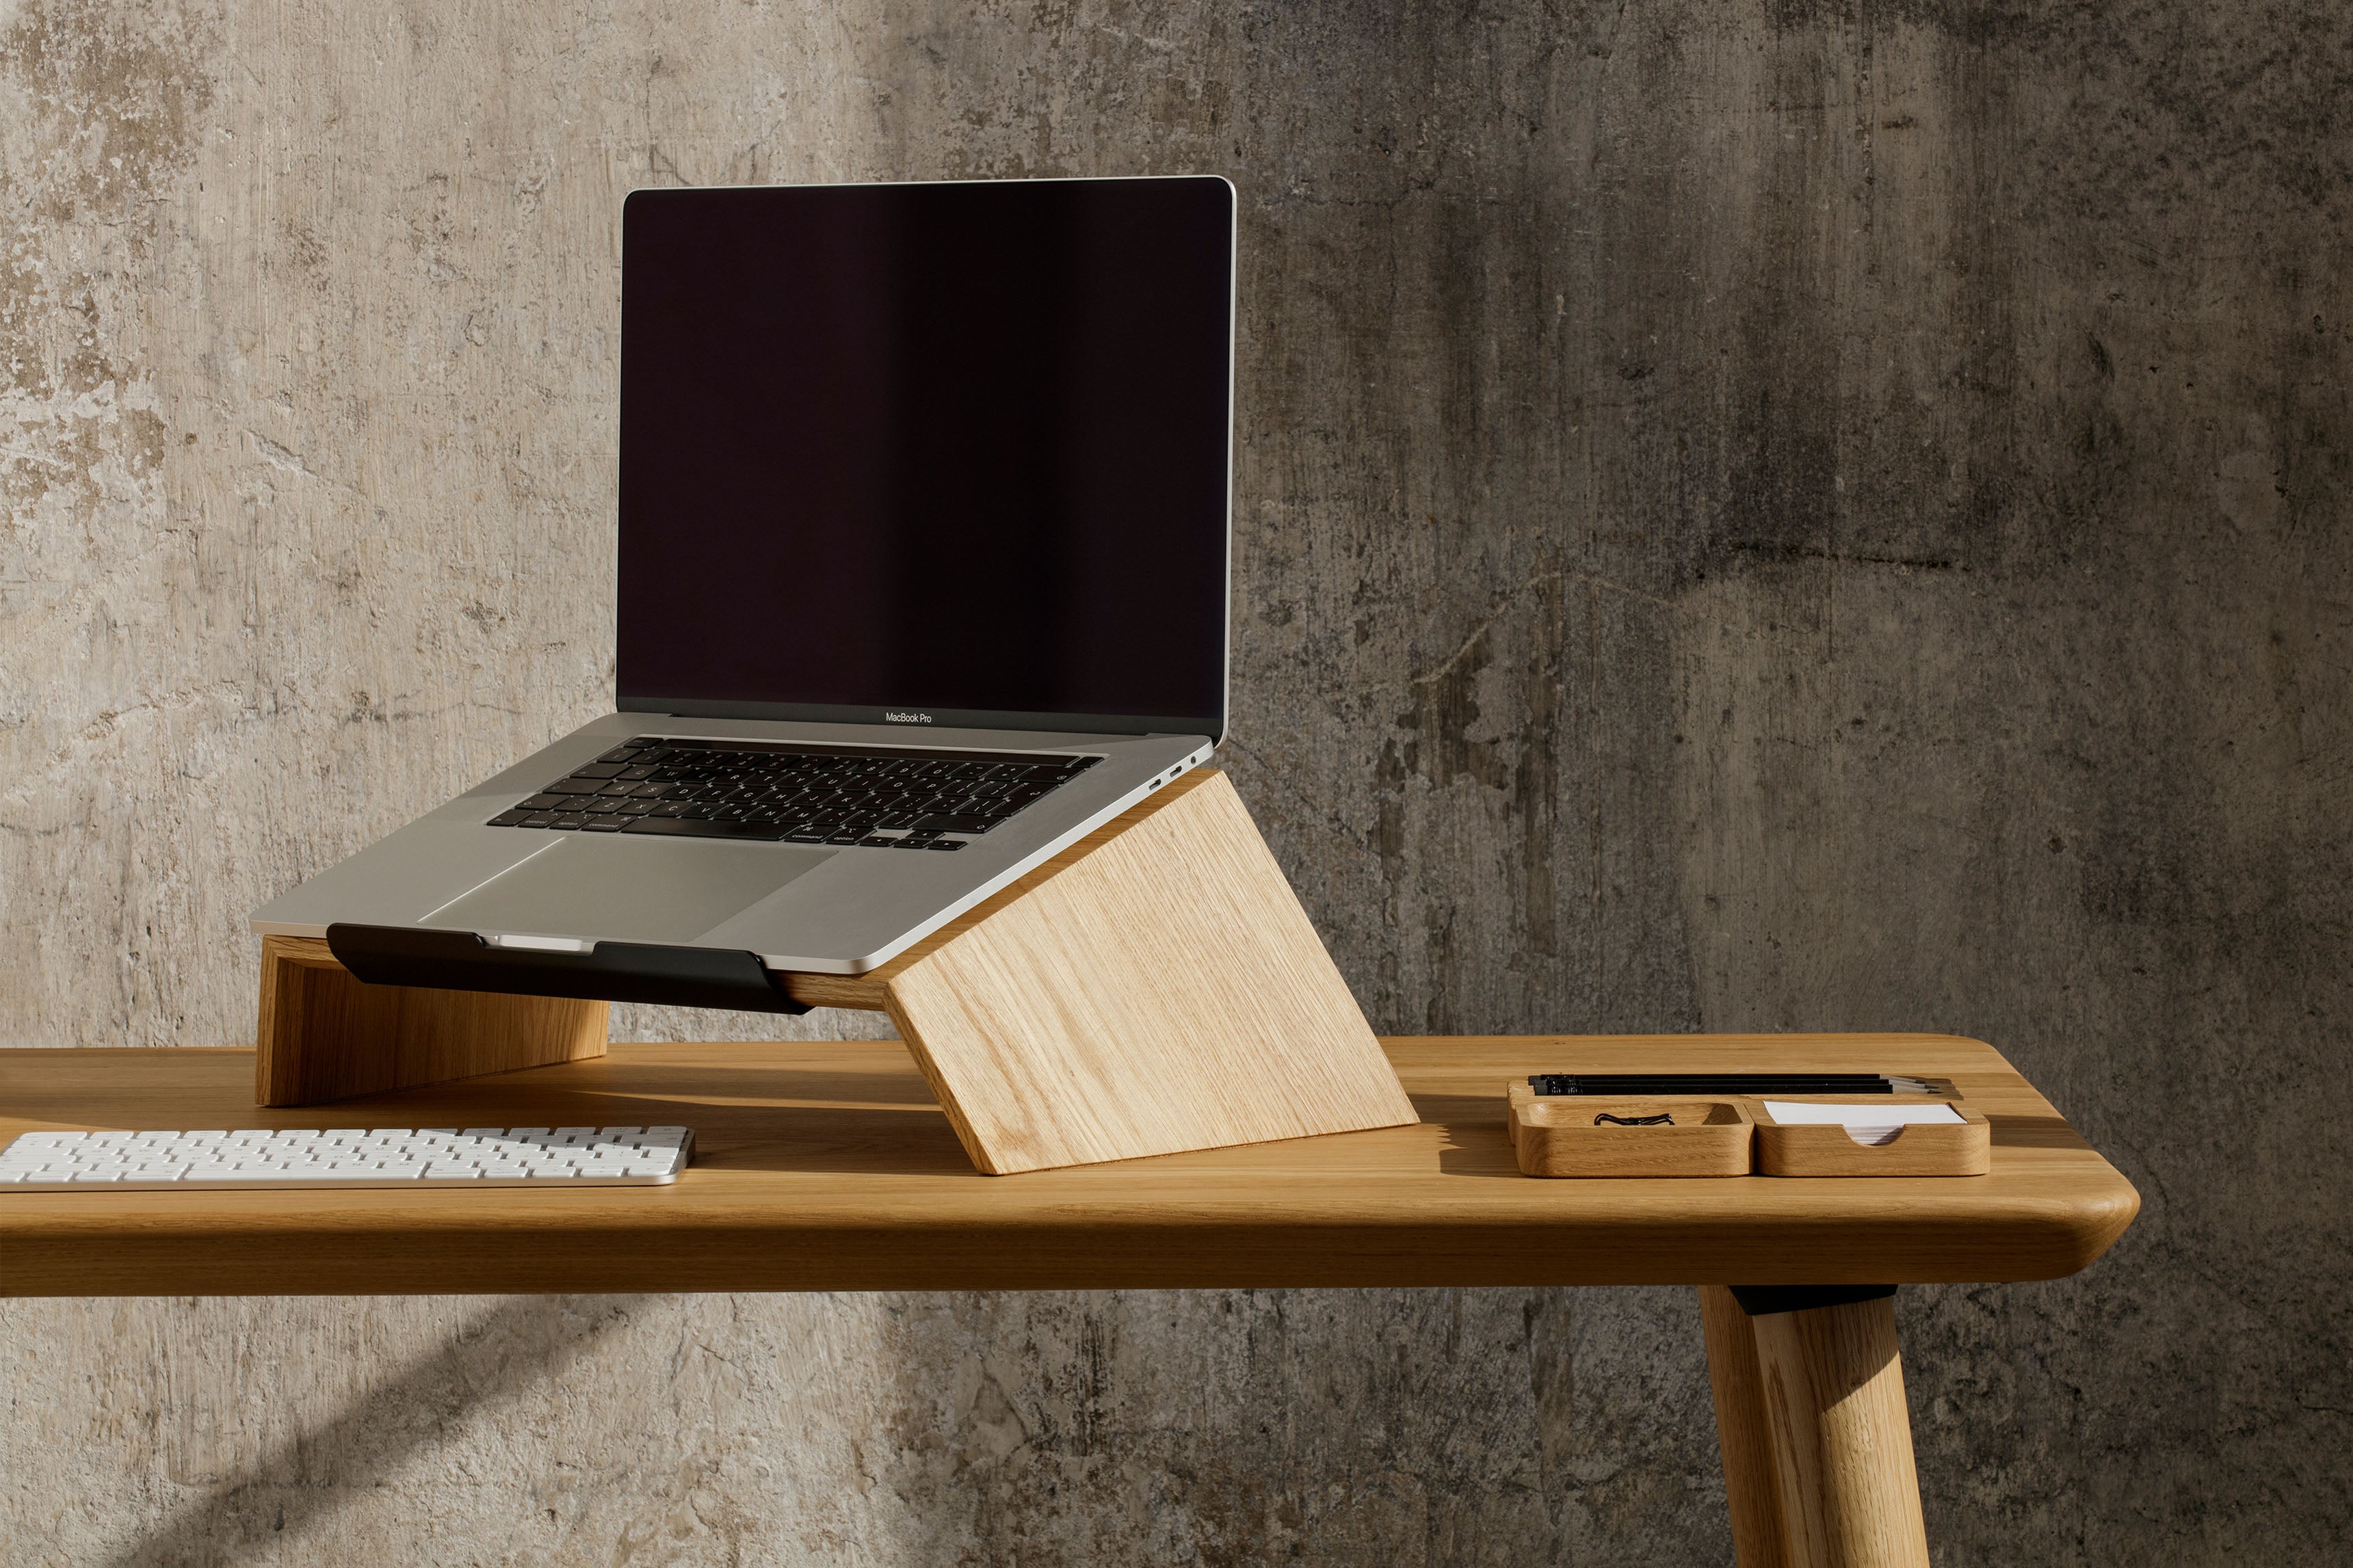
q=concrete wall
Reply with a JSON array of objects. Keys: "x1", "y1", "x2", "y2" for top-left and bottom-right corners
[{"x1": 3, "y1": 0, "x2": 2345, "y2": 1562}]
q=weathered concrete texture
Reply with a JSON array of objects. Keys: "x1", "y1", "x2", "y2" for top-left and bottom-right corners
[
  {"x1": 0, "y1": 1287, "x2": 1713, "y2": 1567},
  {"x1": 3, "y1": 0, "x2": 2348, "y2": 1563}
]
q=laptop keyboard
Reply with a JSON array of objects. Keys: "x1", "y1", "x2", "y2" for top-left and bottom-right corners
[{"x1": 485, "y1": 736, "x2": 1100, "y2": 848}]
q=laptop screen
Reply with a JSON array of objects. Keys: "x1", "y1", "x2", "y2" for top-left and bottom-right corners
[{"x1": 616, "y1": 176, "x2": 1234, "y2": 739}]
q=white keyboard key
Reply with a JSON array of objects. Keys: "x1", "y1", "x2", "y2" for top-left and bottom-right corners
[{"x1": 1, "y1": 1127, "x2": 693, "y2": 1190}]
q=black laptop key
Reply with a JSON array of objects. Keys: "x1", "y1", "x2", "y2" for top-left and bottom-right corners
[
  {"x1": 581, "y1": 817, "x2": 627, "y2": 832},
  {"x1": 487, "y1": 809, "x2": 535, "y2": 827},
  {"x1": 570, "y1": 762, "x2": 627, "y2": 779},
  {"x1": 925, "y1": 839, "x2": 967, "y2": 850},
  {"x1": 621, "y1": 816, "x2": 787, "y2": 842},
  {"x1": 552, "y1": 813, "x2": 593, "y2": 829}
]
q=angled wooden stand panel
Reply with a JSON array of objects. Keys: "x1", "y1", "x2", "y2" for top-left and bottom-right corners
[
  {"x1": 251, "y1": 770, "x2": 1417, "y2": 1173},
  {"x1": 870, "y1": 769, "x2": 1415, "y2": 1172}
]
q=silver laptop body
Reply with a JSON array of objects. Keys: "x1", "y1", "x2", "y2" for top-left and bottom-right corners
[{"x1": 251, "y1": 175, "x2": 1235, "y2": 985}]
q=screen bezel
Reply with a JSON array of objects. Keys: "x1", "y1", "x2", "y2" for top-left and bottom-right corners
[{"x1": 614, "y1": 174, "x2": 1236, "y2": 745}]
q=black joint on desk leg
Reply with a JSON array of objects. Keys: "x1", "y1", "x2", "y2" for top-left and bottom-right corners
[{"x1": 1728, "y1": 1284, "x2": 1899, "y2": 1318}]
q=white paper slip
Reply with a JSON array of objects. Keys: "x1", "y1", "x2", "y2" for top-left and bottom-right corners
[{"x1": 1760, "y1": 1101, "x2": 1965, "y2": 1147}]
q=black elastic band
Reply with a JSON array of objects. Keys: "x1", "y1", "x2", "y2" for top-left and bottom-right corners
[{"x1": 325, "y1": 923, "x2": 811, "y2": 1014}]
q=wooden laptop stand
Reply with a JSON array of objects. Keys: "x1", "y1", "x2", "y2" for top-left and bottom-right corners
[{"x1": 254, "y1": 769, "x2": 1418, "y2": 1174}]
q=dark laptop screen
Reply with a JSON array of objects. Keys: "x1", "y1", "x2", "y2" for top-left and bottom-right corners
[{"x1": 616, "y1": 177, "x2": 1233, "y2": 737}]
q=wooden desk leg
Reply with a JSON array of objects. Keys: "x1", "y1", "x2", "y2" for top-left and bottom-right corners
[
  {"x1": 1699, "y1": 1285, "x2": 1794, "y2": 1568},
  {"x1": 1735, "y1": 1291, "x2": 1932, "y2": 1568}
]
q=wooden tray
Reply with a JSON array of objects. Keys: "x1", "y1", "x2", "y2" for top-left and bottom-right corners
[
  {"x1": 1752, "y1": 1097, "x2": 1990, "y2": 1177},
  {"x1": 1506, "y1": 1085, "x2": 1754, "y2": 1178}
]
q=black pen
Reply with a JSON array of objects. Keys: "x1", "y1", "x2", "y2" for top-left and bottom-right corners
[{"x1": 1527, "y1": 1073, "x2": 1941, "y2": 1095}]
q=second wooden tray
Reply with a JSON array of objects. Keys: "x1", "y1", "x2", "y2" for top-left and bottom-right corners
[
  {"x1": 1507, "y1": 1086, "x2": 1755, "y2": 1178},
  {"x1": 1751, "y1": 1098, "x2": 1990, "y2": 1177}
]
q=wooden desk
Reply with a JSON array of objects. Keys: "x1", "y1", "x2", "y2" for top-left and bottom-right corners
[{"x1": 0, "y1": 1033, "x2": 2135, "y2": 1568}]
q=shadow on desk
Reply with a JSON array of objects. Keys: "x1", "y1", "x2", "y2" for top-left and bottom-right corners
[
  {"x1": 334, "y1": 1065, "x2": 1472, "y2": 1180},
  {"x1": 1419, "y1": 1093, "x2": 1526, "y2": 1180},
  {"x1": 1986, "y1": 1113, "x2": 2092, "y2": 1151},
  {"x1": 2, "y1": 1045, "x2": 2096, "y2": 1182},
  {"x1": 369, "y1": 1063, "x2": 978, "y2": 1176},
  {"x1": 298, "y1": 1066, "x2": 1525, "y2": 1181}
]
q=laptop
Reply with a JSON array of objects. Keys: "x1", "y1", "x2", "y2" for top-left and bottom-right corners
[{"x1": 249, "y1": 174, "x2": 1237, "y2": 1008}]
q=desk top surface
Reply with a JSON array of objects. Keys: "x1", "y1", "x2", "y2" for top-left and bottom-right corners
[{"x1": 0, "y1": 1035, "x2": 2138, "y2": 1297}]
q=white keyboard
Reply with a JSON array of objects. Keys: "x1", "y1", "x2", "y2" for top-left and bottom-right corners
[{"x1": 0, "y1": 1126, "x2": 694, "y2": 1190}]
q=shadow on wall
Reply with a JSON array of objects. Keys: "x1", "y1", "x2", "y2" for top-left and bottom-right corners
[{"x1": 106, "y1": 1297, "x2": 634, "y2": 1568}]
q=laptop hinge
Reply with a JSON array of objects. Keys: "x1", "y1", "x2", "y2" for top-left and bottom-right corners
[{"x1": 324, "y1": 924, "x2": 811, "y2": 1014}]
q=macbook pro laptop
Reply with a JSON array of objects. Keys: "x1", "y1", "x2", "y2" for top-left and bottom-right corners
[{"x1": 249, "y1": 174, "x2": 1236, "y2": 1010}]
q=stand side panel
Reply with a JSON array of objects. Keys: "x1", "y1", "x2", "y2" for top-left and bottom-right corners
[
  {"x1": 883, "y1": 771, "x2": 1417, "y2": 1173},
  {"x1": 254, "y1": 935, "x2": 608, "y2": 1106}
]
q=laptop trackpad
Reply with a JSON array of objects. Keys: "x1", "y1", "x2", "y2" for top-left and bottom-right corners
[{"x1": 428, "y1": 835, "x2": 830, "y2": 946}]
